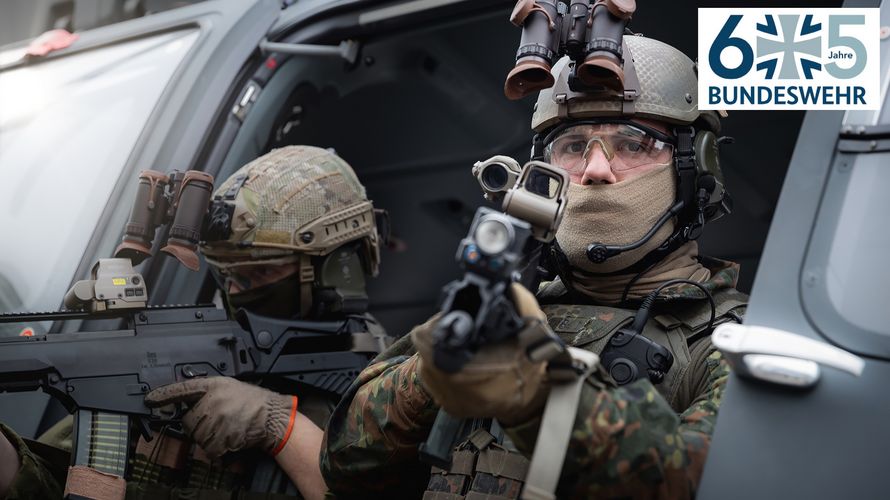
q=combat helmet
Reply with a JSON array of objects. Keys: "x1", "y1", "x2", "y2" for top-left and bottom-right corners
[
  {"x1": 201, "y1": 145, "x2": 380, "y2": 317},
  {"x1": 527, "y1": 36, "x2": 733, "y2": 272},
  {"x1": 531, "y1": 36, "x2": 722, "y2": 134}
]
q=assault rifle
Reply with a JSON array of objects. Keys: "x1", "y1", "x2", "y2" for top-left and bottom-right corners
[
  {"x1": 0, "y1": 258, "x2": 374, "y2": 478},
  {"x1": 418, "y1": 158, "x2": 570, "y2": 467}
]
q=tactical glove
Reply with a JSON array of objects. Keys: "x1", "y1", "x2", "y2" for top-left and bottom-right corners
[
  {"x1": 145, "y1": 377, "x2": 297, "y2": 458},
  {"x1": 413, "y1": 283, "x2": 550, "y2": 426}
]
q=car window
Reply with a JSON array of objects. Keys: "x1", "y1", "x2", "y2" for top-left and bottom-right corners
[
  {"x1": 801, "y1": 146, "x2": 890, "y2": 351},
  {"x1": 823, "y1": 154, "x2": 889, "y2": 333},
  {"x1": 0, "y1": 0, "x2": 207, "y2": 46},
  {"x1": 0, "y1": 28, "x2": 199, "y2": 317}
]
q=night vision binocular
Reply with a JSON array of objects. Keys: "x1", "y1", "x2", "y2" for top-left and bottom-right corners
[
  {"x1": 114, "y1": 170, "x2": 215, "y2": 272},
  {"x1": 505, "y1": 0, "x2": 636, "y2": 100}
]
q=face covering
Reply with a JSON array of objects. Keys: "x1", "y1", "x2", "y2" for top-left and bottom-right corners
[
  {"x1": 555, "y1": 164, "x2": 677, "y2": 274},
  {"x1": 226, "y1": 276, "x2": 301, "y2": 319},
  {"x1": 553, "y1": 165, "x2": 711, "y2": 303}
]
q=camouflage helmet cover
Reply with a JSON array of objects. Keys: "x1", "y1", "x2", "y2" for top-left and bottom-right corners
[
  {"x1": 532, "y1": 35, "x2": 721, "y2": 133},
  {"x1": 201, "y1": 146, "x2": 379, "y2": 275}
]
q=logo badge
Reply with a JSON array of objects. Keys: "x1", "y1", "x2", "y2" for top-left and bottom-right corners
[{"x1": 698, "y1": 9, "x2": 880, "y2": 110}]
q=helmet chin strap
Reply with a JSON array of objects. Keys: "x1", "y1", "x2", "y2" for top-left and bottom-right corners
[{"x1": 585, "y1": 200, "x2": 685, "y2": 264}]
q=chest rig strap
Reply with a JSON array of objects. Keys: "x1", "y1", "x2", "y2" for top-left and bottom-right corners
[{"x1": 652, "y1": 293, "x2": 747, "y2": 342}]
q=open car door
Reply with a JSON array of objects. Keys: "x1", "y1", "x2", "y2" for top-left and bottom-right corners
[{"x1": 699, "y1": 1, "x2": 890, "y2": 498}]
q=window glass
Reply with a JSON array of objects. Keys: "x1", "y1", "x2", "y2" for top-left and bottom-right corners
[
  {"x1": 0, "y1": 29, "x2": 199, "y2": 321},
  {"x1": 824, "y1": 154, "x2": 890, "y2": 334},
  {"x1": 0, "y1": 1, "x2": 207, "y2": 46}
]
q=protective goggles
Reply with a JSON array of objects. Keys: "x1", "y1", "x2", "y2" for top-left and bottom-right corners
[
  {"x1": 543, "y1": 122, "x2": 674, "y2": 175},
  {"x1": 206, "y1": 255, "x2": 301, "y2": 293}
]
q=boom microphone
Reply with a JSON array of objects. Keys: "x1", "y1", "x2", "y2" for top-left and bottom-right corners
[{"x1": 586, "y1": 200, "x2": 684, "y2": 263}]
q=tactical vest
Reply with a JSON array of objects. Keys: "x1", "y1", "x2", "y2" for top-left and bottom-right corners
[
  {"x1": 538, "y1": 280, "x2": 747, "y2": 411},
  {"x1": 424, "y1": 281, "x2": 747, "y2": 499}
]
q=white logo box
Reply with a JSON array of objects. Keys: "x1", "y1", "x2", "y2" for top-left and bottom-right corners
[{"x1": 698, "y1": 8, "x2": 881, "y2": 110}]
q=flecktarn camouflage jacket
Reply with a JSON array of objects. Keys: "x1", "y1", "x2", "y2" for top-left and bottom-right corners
[{"x1": 320, "y1": 260, "x2": 745, "y2": 499}]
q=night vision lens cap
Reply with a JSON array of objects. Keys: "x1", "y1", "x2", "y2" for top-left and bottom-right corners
[{"x1": 505, "y1": 58, "x2": 555, "y2": 101}]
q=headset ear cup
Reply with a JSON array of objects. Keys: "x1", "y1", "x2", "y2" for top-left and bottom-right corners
[{"x1": 692, "y1": 130, "x2": 731, "y2": 223}]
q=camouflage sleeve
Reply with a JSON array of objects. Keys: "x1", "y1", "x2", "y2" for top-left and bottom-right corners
[
  {"x1": 320, "y1": 352, "x2": 439, "y2": 498},
  {"x1": 0, "y1": 423, "x2": 66, "y2": 499},
  {"x1": 506, "y1": 350, "x2": 730, "y2": 498}
]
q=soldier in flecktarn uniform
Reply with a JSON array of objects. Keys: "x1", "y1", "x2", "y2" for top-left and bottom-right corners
[{"x1": 320, "y1": 33, "x2": 746, "y2": 500}]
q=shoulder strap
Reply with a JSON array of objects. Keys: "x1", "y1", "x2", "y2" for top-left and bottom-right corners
[
  {"x1": 653, "y1": 289, "x2": 748, "y2": 340},
  {"x1": 541, "y1": 303, "x2": 634, "y2": 349}
]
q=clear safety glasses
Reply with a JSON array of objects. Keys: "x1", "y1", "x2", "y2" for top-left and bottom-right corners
[
  {"x1": 543, "y1": 122, "x2": 674, "y2": 175},
  {"x1": 207, "y1": 256, "x2": 301, "y2": 294}
]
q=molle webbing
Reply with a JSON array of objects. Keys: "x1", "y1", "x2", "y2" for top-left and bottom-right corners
[
  {"x1": 540, "y1": 287, "x2": 746, "y2": 410},
  {"x1": 541, "y1": 287, "x2": 746, "y2": 349},
  {"x1": 425, "y1": 449, "x2": 476, "y2": 500},
  {"x1": 129, "y1": 429, "x2": 250, "y2": 493},
  {"x1": 130, "y1": 433, "x2": 190, "y2": 486},
  {"x1": 652, "y1": 290, "x2": 747, "y2": 337},
  {"x1": 424, "y1": 429, "x2": 528, "y2": 500}
]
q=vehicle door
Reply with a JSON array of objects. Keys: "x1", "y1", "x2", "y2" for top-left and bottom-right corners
[{"x1": 699, "y1": 1, "x2": 890, "y2": 498}]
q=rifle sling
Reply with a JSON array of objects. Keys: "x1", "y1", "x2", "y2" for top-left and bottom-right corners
[{"x1": 522, "y1": 348, "x2": 600, "y2": 500}]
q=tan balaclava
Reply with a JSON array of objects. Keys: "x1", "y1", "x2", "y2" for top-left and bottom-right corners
[{"x1": 554, "y1": 164, "x2": 710, "y2": 303}]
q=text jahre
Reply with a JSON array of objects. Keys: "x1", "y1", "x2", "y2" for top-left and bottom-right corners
[{"x1": 829, "y1": 51, "x2": 853, "y2": 60}]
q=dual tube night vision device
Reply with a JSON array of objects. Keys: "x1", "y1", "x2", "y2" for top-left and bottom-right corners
[
  {"x1": 504, "y1": 0, "x2": 637, "y2": 100},
  {"x1": 114, "y1": 170, "x2": 215, "y2": 272}
]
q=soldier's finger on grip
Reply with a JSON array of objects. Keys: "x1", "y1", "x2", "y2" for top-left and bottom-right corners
[
  {"x1": 180, "y1": 397, "x2": 210, "y2": 437},
  {"x1": 144, "y1": 377, "x2": 215, "y2": 406}
]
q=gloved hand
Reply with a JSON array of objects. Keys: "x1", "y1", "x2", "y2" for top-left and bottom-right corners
[
  {"x1": 145, "y1": 377, "x2": 297, "y2": 458},
  {"x1": 412, "y1": 283, "x2": 552, "y2": 426}
]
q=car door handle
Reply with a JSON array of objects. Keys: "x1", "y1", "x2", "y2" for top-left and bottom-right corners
[{"x1": 712, "y1": 323, "x2": 864, "y2": 388}]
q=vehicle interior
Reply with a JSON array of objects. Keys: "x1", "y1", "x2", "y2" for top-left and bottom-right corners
[{"x1": 196, "y1": 0, "x2": 838, "y2": 335}]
